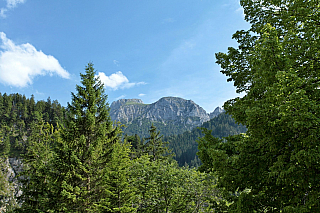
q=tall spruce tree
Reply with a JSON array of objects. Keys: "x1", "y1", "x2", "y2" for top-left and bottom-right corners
[{"x1": 51, "y1": 63, "x2": 122, "y2": 212}]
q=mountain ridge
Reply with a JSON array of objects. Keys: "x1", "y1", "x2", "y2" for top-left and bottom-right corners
[{"x1": 110, "y1": 97, "x2": 224, "y2": 136}]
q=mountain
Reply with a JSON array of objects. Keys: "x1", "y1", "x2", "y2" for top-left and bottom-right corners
[
  {"x1": 209, "y1": 106, "x2": 225, "y2": 119},
  {"x1": 110, "y1": 97, "x2": 224, "y2": 137}
]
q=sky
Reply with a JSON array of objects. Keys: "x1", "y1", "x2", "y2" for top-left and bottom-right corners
[{"x1": 0, "y1": 0, "x2": 250, "y2": 113}]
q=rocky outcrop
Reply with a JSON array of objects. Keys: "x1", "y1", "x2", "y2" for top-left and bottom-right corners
[
  {"x1": 110, "y1": 97, "x2": 223, "y2": 129},
  {"x1": 0, "y1": 157, "x2": 23, "y2": 211},
  {"x1": 110, "y1": 99, "x2": 147, "y2": 123},
  {"x1": 209, "y1": 106, "x2": 225, "y2": 119}
]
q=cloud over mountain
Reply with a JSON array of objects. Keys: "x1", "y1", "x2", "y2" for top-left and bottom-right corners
[
  {"x1": 0, "y1": 32, "x2": 70, "y2": 87},
  {"x1": 97, "y1": 71, "x2": 146, "y2": 90}
]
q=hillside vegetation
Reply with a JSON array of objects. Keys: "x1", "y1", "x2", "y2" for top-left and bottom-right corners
[
  {"x1": 166, "y1": 113, "x2": 246, "y2": 167},
  {"x1": 0, "y1": 0, "x2": 318, "y2": 211}
]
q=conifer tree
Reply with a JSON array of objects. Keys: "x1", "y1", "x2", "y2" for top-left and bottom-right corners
[
  {"x1": 51, "y1": 63, "x2": 122, "y2": 212},
  {"x1": 16, "y1": 120, "x2": 57, "y2": 212},
  {"x1": 143, "y1": 124, "x2": 173, "y2": 162},
  {"x1": 126, "y1": 134, "x2": 143, "y2": 159},
  {"x1": 98, "y1": 141, "x2": 136, "y2": 212}
]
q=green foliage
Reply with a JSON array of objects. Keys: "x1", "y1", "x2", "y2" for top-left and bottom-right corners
[
  {"x1": 14, "y1": 63, "x2": 132, "y2": 212},
  {"x1": 125, "y1": 134, "x2": 144, "y2": 159},
  {"x1": 143, "y1": 124, "x2": 174, "y2": 162},
  {"x1": 51, "y1": 63, "x2": 124, "y2": 212},
  {"x1": 129, "y1": 125, "x2": 224, "y2": 212},
  {"x1": 199, "y1": 0, "x2": 320, "y2": 211},
  {"x1": 16, "y1": 120, "x2": 58, "y2": 212},
  {"x1": 0, "y1": 92, "x2": 65, "y2": 157},
  {"x1": 0, "y1": 65, "x2": 239, "y2": 212},
  {"x1": 98, "y1": 141, "x2": 135, "y2": 213},
  {"x1": 131, "y1": 155, "x2": 225, "y2": 212}
]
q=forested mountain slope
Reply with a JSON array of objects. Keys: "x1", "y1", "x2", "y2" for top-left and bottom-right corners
[
  {"x1": 165, "y1": 112, "x2": 246, "y2": 167},
  {"x1": 0, "y1": 93, "x2": 64, "y2": 156}
]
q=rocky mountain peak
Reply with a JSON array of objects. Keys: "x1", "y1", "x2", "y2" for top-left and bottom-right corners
[
  {"x1": 109, "y1": 96, "x2": 225, "y2": 136},
  {"x1": 110, "y1": 98, "x2": 144, "y2": 109},
  {"x1": 209, "y1": 107, "x2": 225, "y2": 119},
  {"x1": 109, "y1": 97, "x2": 223, "y2": 130}
]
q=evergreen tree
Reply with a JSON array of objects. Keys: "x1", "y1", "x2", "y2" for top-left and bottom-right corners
[
  {"x1": 16, "y1": 120, "x2": 57, "y2": 212},
  {"x1": 98, "y1": 141, "x2": 136, "y2": 212},
  {"x1": 51, "y1": 63, "x2": 122, "y2": 212},
  {"x1": 143, "y1": 124, "x2": 173, "y2": 162},
  {"x1": 165, "y1": 113, "x2": 246, "y2": 166},
  {"x1": 125, "y1": 134, "x2": 143, "y2": 159}
]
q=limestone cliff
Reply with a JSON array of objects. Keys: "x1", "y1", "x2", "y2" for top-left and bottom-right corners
[{"x1": 110, "y1": 97, "x2": 223, "y2": 133}]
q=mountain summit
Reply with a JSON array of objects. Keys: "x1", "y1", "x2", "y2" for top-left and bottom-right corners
[{"x1": 110, "y1": 97, "x2": 223, "y2": 136}]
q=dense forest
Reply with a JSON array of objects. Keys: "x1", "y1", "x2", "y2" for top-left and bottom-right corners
[
  {"x1": 165, "y1": 113, "x2": 246, "y2": 167},
  {"x1": 1, "y1": 0, "x2": 319, "y2": 212},
  {"x1": 0, "y1": 93, "x2": 65, "y2": 157},
  {"x1": 122, "y1": 118, "x2": 195, "y2": 138}
]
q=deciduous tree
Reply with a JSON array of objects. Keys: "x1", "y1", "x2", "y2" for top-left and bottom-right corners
[{"x1": 199, "y1": 0, "x2": 320, "y2": 211}]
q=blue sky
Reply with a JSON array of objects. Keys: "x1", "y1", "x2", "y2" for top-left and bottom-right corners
[{"x1": 0, "y1": 0, "x2": 249, "y2": 113}]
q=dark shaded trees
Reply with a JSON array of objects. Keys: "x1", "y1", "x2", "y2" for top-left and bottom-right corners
[
  {"x1": 0, "y1": 92, "x2": 65, "y2": 156},
  {"x1": 16, "y1": 121, "x2": 57, "y2": 212},
  {"x1": 166, "y1": 113, "x2": 246, "y2": 167}
]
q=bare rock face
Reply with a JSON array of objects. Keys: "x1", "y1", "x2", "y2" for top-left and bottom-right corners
[
  {"x1": 110, "y1": 97, "x2": 221, "y2": 130},
  {"x1": 144, "y1": 97, "x2": 210, "y2": 126},
  {"x1": 209, "y1": 106, "x2": 225, "y2": 119},
  {"x1": 8, "y1": 158, "x2": 23, "y2": 197},
  {"x1": 110, "y1": 99, "x2": 147, "y2": 123},
  {"x1": 0, "y1": 157, "x2": 23, "y2": 210}
]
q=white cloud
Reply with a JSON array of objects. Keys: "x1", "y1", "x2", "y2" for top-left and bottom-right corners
[
  {"x1": 0, "y1": 8, "x2": 7, "y2": 17},
  {"x1": 138, "y1": 93, "x2": 145, "y2": 97},
  {"x1": 7, "y1": 0, "x2": 25, "y2": 8},
  {"x1": 0, "y1": 0, "x2": 26, "y2": 18},
  {"x1": 113, "y1": 60, "x2": 119, "y2": 66},
  {"x1": 0, "y1": 32, "x2": 70, "y2": 87},
  {"x1": 97, "y1": 71, "x2": 146, "y2": 90}
]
